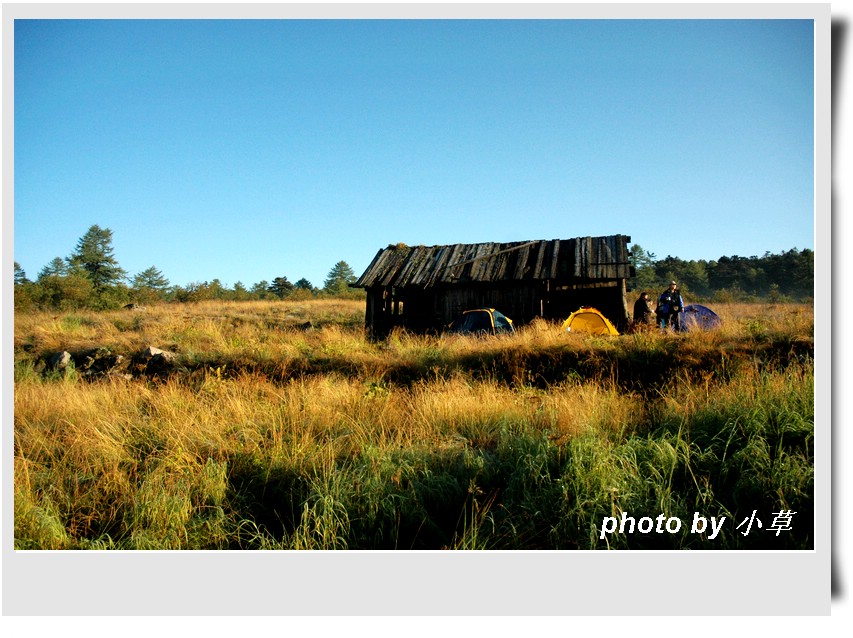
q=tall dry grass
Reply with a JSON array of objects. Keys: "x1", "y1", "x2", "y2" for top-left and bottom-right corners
[{"x1": 14, "y1": 299, "x2": 814, "y2": 549}]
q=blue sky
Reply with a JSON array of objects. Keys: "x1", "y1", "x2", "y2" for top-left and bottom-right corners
[{"x1": 13, "y1": 18, "x2": 814, "y2": 290}]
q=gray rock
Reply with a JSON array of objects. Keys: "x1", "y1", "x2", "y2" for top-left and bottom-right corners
[
  {"x1": 141, "y1": 346, "x2": 176, "y2": 362},
  {"x1": 138, "y1": 346, "x2": 178, "y2": 377},
  {"x1": 75, "y1": 348, "x2": 127, "y2": 377},
  {"x1": 49, "y1": 351, "x2": 72, "y2": 370}
]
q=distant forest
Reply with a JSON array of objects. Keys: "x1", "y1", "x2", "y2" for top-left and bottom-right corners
[
  {"x1": 13, "y1": 225, "x2": 814, "y2": 312},
  {"x1": 629, "y1": 244, "x2": 814, "y2": 302},
  {"x1": 13, "y1": 225, "x2": 364, "y2": 312}
]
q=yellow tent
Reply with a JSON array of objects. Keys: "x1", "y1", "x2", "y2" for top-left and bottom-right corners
[{"x1": 561, "y1": 307, "x2": 620, "y2": 336}]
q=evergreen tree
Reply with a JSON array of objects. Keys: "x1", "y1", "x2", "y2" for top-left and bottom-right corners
[
  {"x1": 629, "y1": 244, "x2": 658, "y2": 292},
  {"x1": 14, "y1": 262, "x2": 30, "y2": 286},
  {"x1": 14, "y1": 262, "x2": 36, "y2": 310},
  {"x1": 323, "y1": 261, "x2": 356, "y2": 295},
  {"x1": 38, "y1": 257, "x2": 67, "y2": 280},
  {"x1": 789, "y1": 248, "x2": 814, "y2": 299},
  {"x1": 654, "y1": 256, "x2": 710, "y2": 298},
  {"x1": 251, "y1": 280, "x2": 270, "y2": 299},
  {"x1": 232, "y1": 281, "x2": 249, "y2": 301},
  {"x1": 67, "y1": 225, "x2": 127, "y2": 289},
  {"x1": 132, "y1": 265, "x2": 170, "y2": 290},
  {"x1": 269, "y1": 276, "x2": 295, "y2": 299},
  {"x1": 209, "y1": 279, "x2": 226, "y2": 299},
  {"x1": 295, "y1": 278, "x2": 314, "y2": 291},
  {"x1": 131, "y1": 266, "x2": 170, "y2": 304},
  {"x1": 680, "y1": 260, "x2": 711, "y2": 297}
]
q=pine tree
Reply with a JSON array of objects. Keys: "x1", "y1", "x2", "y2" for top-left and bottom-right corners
[
  {"x1": 132, "y1": 266, "x2": 170, "y2": 291},
  {"x1": 131, "y1": 266, "x2": 170, "y2": 304},
  {"x1": 38, "y1": 257, "x2": 67, "y2": 280},
  {"x1": 269, "y1": 276, "x2": 295, "y2": 299},
  {"x1": 67, "y1": 225, "x2": 127, "y2": 289},
  {"x1": 14, "y1": 262, "x2": 30, "y2": 285},
  {"x1": 232, "y1": 281, "x2": 249, "y2": 301},
  {"x1": 629, "y1": 244, "x2": 658, "y2": 292},
  {"x1": 323, "y1": 261, "x2": 356, "y2": 295},
  {"x1": 209, "y1": 279, "x2": 226, "y2": 299},
  {"x1": 14, "y1": 262, "x2": 37, "y2": 310},
  {"x1": 295, "y1": 278, "x2": 314, "y2": 291}
]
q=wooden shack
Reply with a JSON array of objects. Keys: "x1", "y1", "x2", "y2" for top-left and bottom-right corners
[{"x1": 352, "y1": 235, "x2": 635, "y2": 337}]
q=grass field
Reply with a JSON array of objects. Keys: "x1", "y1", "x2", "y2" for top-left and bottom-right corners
[{"x1": 13, "y1": 299, "x2": 814, "y2": 549}]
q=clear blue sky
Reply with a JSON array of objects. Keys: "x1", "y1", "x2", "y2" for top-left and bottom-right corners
[{"x1": 13, "y1": 19, "x2": 814, "y2": 290}]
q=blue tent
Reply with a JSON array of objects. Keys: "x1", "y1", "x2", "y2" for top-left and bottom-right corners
[{"x1": 680, "y1": 304, "x2": 722, "y2": 331}]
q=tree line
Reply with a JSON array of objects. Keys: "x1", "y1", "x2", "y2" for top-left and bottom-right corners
[
  {"x1": 13, "y1": 225, "x2": 363, "y2": 311},
  {"x1": 629, "y1": 244, "x2": 814, "y2": 302},
  {"x1": 13, "y1": 225, "x2": 814, "y2": 312}
]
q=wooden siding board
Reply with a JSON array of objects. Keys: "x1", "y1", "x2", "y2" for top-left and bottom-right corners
[
  {"x1": 376, "y1": 252, "x2": 394, "y2": 286},
  {"x1": 440, "y1": 245, "x2": 459, "y2": 283},
  {"x1": 366, "y1": 252, "x2": 389, "y2": 287},
  {"x1": 551, "y1": 239, "x2": 564, "y2": 279},
  {"x1": 405, "y1": 247, "x2": 429, "y2": 284},
  {"x1": 385, "y1": 249, "x2": 412, "y2": 287},
  {"x1": 425, "y1": 249, "x2": 443, "y2": 287},
  {"x1": 412, "y1": 247, "x2": 436, "y2": 285},
  {"x1": 456, "y1": 246, "x2": 474, "y2": 281},
  {"x1": 586, "y1": 238, "x2": 593, "y2": 276},
  {"x1": 376, "y1": 253, "x2": 397, "y2": 288},
  {"x1": 475, "y1": 243, "x2": 496, "y2": 281},
  {"x1": 546, "y1": 239, "x2": 559, "y2": 280},
  {"x1": 443, "y1": 245, "x2": 465, "y2": 284},
  {"x1": 393, "y1": 249, "x2": 414, "y2": 284},
  {"x1": 532, "y1": 242, "x2": 546, "y2": 280},
  {"x1": 354, "y1": 248, "x2": 388, "y2": 288},
  {"x1": 513, "y1": 249, "x2": 524, "y2": 279},
  {"x1": 398, "y1": 247, "x2": 426, "y2": 285},
  {"x1": 516, "y1": 245, "x2": 529, "y2": 279},
  {"x1": 423, "y1": 247, "x2": 445, "y2": 288},
  {"x1": 466, "y1": 245, "x2": 481, "y2": 282},
  {"x1": 489, "y1": 252, "x2": 502, "y2": 282},
  {"x1": 354, "y1": 235, "x2": 632, "y2": 289},
  {"x1": 493, "y1": 252, "x2": 506, "y2": 281},
  {"x1": 466, "y1": 244, "x2": 481, "y2": 280},
  {"x1": 574, "y1": 239, "x2": 581, "y2": 278},
  {"x1": 427, "y1": 247, "x2": 451, "y2": 288},
  {"x1": 595, "y1": 239, "x2": 604, "y2": 279}
]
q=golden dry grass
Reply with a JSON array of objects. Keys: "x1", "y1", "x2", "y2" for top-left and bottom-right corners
[{"x1": 13, "y1": 298, "x2": 815, "y2": 549}]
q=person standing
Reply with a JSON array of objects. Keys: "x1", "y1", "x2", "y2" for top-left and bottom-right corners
[
  {"x1": 657, "y1": 281, "x2": 685, "y2": 331},
  {"x1": 633, "y1": 291, "x2": 655, "y2": 327}
]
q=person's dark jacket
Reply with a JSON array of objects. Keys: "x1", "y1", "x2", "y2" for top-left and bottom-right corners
[
  {"x1": 657, "y1": 288, "x2": 684, "y2": 316},
  {"x1": 633, "y1": 295, "x2": 655, "y2": 324}
]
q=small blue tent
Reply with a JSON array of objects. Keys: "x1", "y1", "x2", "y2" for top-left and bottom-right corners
[{"x1": 680, "y1": 304, "x2": 722, "y2": 331}]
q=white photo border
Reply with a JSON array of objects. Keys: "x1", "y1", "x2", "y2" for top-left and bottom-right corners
[{"x1": 2, "y1": 2, "x2": 833, "y2": 616}]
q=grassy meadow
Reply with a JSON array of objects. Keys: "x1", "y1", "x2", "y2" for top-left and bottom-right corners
[{"x1": 13, "y1": 299, "x2": 814, "y2": 550}]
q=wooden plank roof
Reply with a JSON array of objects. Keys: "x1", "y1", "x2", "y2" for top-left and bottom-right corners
[{"x1": 353, "y1": 235, "x2": 633, "y2": 289}]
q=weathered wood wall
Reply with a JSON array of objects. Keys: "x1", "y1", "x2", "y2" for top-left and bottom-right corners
[
  {"x1": 354, "y1": 235, "x2": 633, "y2": 289},
  {"x1": 355, "y1": 235, "x2": 634, "y2": 337}
]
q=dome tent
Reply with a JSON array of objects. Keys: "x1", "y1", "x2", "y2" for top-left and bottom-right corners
[
  {"x1": 562, "y1": 307, "x2": 620, "y2": 336},
  {"x1": 680, "y1": 304, "x2": 722, "y2": 331},
  {"x1": 448, "y1": 308, "x2": 515, "y2": 335}
]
